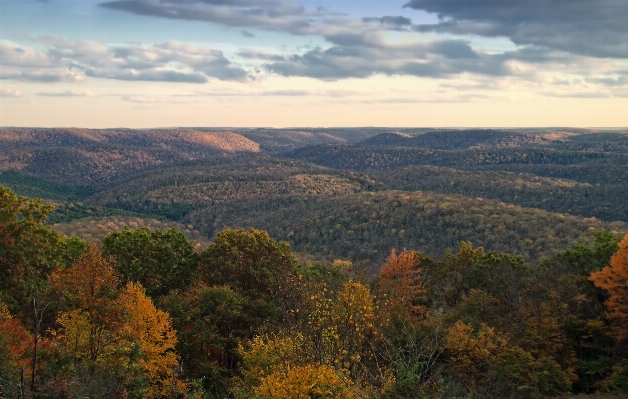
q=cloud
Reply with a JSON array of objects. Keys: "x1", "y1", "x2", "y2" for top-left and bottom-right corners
[
  {"x1": 86, "y1": 68, "x2": 208, "y2": 83},
  {"x1": 0, "y1": 89, "x2": 22, "y2": 97},
  {"x1": 263, "y1": 40, "x2": 515, "y2": 80},
  {"x1": 405, "y1": 0, "x2": 628, "y2": 58},
  {"x1": 0, "y1": 37, "x2": 250, "y2": 84},
  {"x1": 241, "y1": 30, "x2": 255, "y2": 38},
  {"x1": 363, "y1": 16, "x2": 412, "y2": 30},
  {"x1": 99, "y1": 0, "x2": 317, "y2": 32},
  {"x1": 587, "y1": 76, "x2": 628, "y2": 87},
  {"x1": 260, "y1": 89, "x2": 309, "y2": 96},
  {"x1": 543, "y1": 91, "x2": 611, "y2": 99},
  {"x1": 37, "y1": 90, "x2": 99, "y2": 96},
  {"x1": 172, "y1": 88, "x2": 361, "y2": 97},
  {"x1": 0, "y1": 67, "x2": 84, "y2": 83},
  {"x1": 238, "y1": 48, "x2": 284, "y2": 61},
  {"x1": 121, "y1": 95, "x2": 197, "y2": 103},
  {"x1": 93, "y1": 0, "x2": 628, "y2": 91},
  {"x1": 0, "y1": 41, "x2": 55, "y2": 67}
]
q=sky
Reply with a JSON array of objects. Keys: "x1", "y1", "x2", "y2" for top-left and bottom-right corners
[{"x1": 1, "y1": 0, "x2": 627, "y2": 128}]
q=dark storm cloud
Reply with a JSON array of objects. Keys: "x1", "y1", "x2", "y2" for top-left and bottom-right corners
[{"x1": 404, "y1": 0, "x2": 628, "y2": 58}]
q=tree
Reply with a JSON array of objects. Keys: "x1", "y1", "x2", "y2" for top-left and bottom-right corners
[
  {"x1": 255, "y1": 364, "x2": 357, "y2": 399},
  {"x1": 590, "y1": 233, "x2": 628, "y2": 341},
  {"x1": 377, "y1": 249, "x2": 428, "y2": 316},
  {"x1": 0, "y1": 300, "x2": 31, "y2": 398},
  {"x1": 103, "y1": 227, "x2": 199, "y2": 298},
  {"x1": 0, "y1": 187, "x2": 66, "y2": 318},
  {"x1": 199, "y1": 227, "x2": 297, "y2": 300},
  {"x1": 118, "y1": 282, "x2": 183, "y2": 399},
  {"x1": 161, "y1": 284, "x2": 261, "y2": 395},
  {"x1": 50, "y1": 245, "x2": 121, "y2": 363}
]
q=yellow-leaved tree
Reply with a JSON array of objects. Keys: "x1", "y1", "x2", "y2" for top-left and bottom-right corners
[
  {"x1": 233, "y1": 280, "x2": 381, "y2": 399},
  {"x1": 256, "y1": 363, "x2": 357, "y2": 399},
  {"x1": 234, "y1": 333, "x2": 359, "y2": 399},
  {"x1": 118, "y1": 282, "x2": 183, "y2": 398}
]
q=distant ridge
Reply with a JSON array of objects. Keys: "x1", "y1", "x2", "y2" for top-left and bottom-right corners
[
  {"x1": 359, "y1": 129, "x2": 550, "y2": 149},
  {"x1": 359, "y1": 132, "x2": 413, "y2": 146},
  {"x1": 0, "y1": 128, "x2": 261, "y2": 154}
]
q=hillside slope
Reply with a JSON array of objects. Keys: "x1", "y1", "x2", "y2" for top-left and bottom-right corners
[
  {"x1": 185, "y1": 191, "x2": 626, "y2": 265},
  {"x1": 87, "y1": 158, "x2": 376, "y2": 219},
  {"x1": 360, "y1": 129, "x2": 550, "y2": 149}
]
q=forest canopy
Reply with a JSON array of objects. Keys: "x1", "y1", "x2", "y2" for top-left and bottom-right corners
[{"x1": 1, "y1": 186, "x2": 627, "y2": 398}]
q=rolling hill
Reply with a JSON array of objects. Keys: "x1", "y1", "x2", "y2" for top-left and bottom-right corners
[
  {"x1": 185, "y1": 190, "x2": 626, "y2": 266},
  {"x1": 359, "y1": 129, "x2": 550, "y2": 149}
]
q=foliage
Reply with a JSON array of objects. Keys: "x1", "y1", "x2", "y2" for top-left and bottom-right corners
[
  {"x1": 0, "y1": 300, "x2": 31, "y2": 397},
  {"x1": 187, "y1": 191, "x2": 625, "y2": 268},
  {"x1": 255, "y1": 363, "x2": 357, "y2": 399},
  {"x1": 103, "y1": 227, "x2": 200, "y2": 298},
  {"x1": 118, "y1": 282, "x2": 183, "y2": 399},
  {"x1": 377, "y1": 249, "x2": 427, "y2": 315},
  {"x1": 2, "y1": 126, "x2": 628, "y2": 399},
  {"x1": 590, "y1": 234, "x2": 628, "y2": 341},
  {"x1": 52, "y1": 215, "x2": 209, "y2": 248},
  {"x1": 199, "y1": 227, "x2": 297, "y2": 300},
  {"x1": 0, "y1": 186, "x2": 67, "y2": 318}
]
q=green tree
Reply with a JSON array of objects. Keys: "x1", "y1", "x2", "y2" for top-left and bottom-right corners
[
  {"x1": 102, "y1": 227, "x2": 199, "y2": 298},
  {"x1": 0, "y1": 187, "x2": 66, "y2": 318},
  {"x1": 199, "y1": 227, "x2": 297, "y2": 303}
]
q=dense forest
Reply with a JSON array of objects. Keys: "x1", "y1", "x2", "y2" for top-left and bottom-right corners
[
  {"x1": 1, "y1": 187, "x2": 627, "y2": 398},
  {"x1": 1, "y1": 127, "x2": 628, "y2": 397}
]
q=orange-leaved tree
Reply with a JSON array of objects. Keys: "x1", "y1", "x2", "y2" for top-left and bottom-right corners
[
  {"x1": 590, "y1": 233, "x2": 628, "y2": 341},
  {"x1": 0, "y1": 300, "x2": 32, "y2": 396},
  {"x1": 378, "y1": 249, "x2": 427, "y2": 316},
  {"x1": 50, "y1": 245, "x2": 121, "y2": 363}
]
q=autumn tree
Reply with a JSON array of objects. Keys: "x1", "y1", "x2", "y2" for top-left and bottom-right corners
[
  {"x1": 590, "y1": 233, "x2": 628, "y2": 341},
  {"x1": 0, "y1": 300, "x2": 31, "y2": 398},
  {"x1": 118, "y1": 282, "x2": 183, "y2": 398},
  {"x1": 50, "y1": 245, "x2": 121, "y2": 363},
  {"x1": 232, "y1": 280, "x2": 379, "y2": 399},
  {"x1": 233, "y1": 334, "x2": 359, "y2": 399},
  {"x1": 377, "y1": 249, "x2": 428, "y2": 316}
]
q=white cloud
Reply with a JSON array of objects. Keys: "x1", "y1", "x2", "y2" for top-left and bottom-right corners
[
  {"x1": 37, "y1": 90, "x2": 99, "y2": 96},
  {"x1": 0, "y1": 89, "x2": 23, "y2": 97}
]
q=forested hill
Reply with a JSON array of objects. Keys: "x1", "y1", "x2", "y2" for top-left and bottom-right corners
[
  {"x1": 1, "y1": 127, "x2": 628, "y2": 266},
  {"x1": 1, "y1": 186, "x2": 627, "y2": 398},
  {"x1": 359, "y1": 129, "x2": 550, "y2": 149},
  {"x1": 87, "y1": 158, "x2": 376, "y2": 220},
  {"x1": 186, "y1": 190, "x2": 625, "y2": 264},
  {"x1": 2, "y1": 127, "x2": 628, "y2": 397},
  {"x1": 379, "y1": 166, "x2": 628, "y2": 222},
  {"x1": 283, "y1": 144, "x2": 628, "y2": 173},
  {"x1": 0, "y1": 128, "x2": 261, "y2": 154}
]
